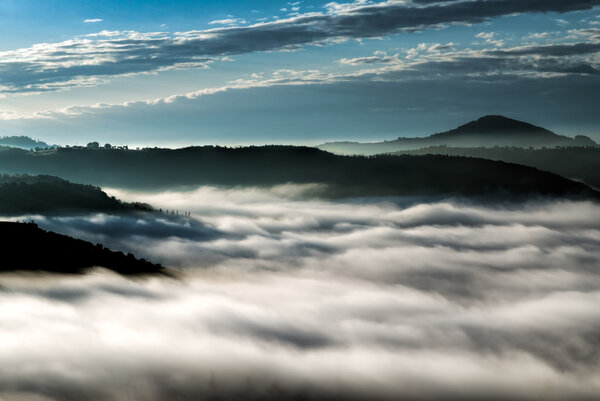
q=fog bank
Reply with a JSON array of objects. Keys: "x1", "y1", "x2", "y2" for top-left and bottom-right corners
[{"x1": 1, "y1": 187, "x2": 599, "y2": 400}]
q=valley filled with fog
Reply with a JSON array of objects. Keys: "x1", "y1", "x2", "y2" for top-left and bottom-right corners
[
  {"x1": 1, "y1": 186, "x2": 599, "y2": 400},
  {"x1": 3, "y1": 0, "x2": 600, "y2": 399}
]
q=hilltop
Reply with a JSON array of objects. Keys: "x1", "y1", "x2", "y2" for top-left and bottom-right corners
[
  {"x1": 319, "y1": 115, "x2": 597, "y2": 155},
  {"x1": 0, "y1": 135, "x2": 51, "y2": 150},
  {"x1": 0, "y1": 174, "x2": 152, "y2": 215}
]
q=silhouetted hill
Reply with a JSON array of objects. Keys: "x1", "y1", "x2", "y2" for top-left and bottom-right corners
[
  {"x1": 390, "y1": 146, "x2": 600, "y2": 190},
  {"x1": 0, "y1": 174, "x2": 153, "y2": 215},
  {"x1": 0, "y1": 146, "x2": 597, "y2": 200},
  {"x1": 319, "y1": 115, "x2": 597, "y2": 155},
  {"x1": 0, "y1": 222, "x2": 166, "y2": 275},
  {"x1": 0, "y1": 135, "x2": 50, "y2": 149}
]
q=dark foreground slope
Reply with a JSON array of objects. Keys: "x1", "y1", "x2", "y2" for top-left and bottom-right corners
[
  {"x1": 0, "y1": 146, "x2": 597, "y2": 200},
  {"x1": 0, "y1": 222, "x2": 166, "y2": 275},
  {"x1": 391, "y1": 146, "x2": 600, "y2": 190},
  {"x1": 0, "y1": 174, "x2": 152, "y2": 215},
  {"x1": 319, "y1": 115, "x2": 597, "y2": 155}
]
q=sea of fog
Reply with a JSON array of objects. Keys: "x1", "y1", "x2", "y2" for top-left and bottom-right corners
[{"x1": 1, "y1": 185, "x2": 599, "y2": 400}]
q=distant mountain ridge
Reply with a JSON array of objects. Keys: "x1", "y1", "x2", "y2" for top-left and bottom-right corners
[
  {"x1": 319, "y1": 115, "x2": 597, "y2": 155},
  {"x1": 0, "y1": 135, "x2": 50, "y2": 149},
  {"x1": 0, "y1": 145, "x2": 597, "y2": 200}
]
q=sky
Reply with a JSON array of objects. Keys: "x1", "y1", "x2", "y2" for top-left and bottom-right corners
[{"x1": 0, "y1": 0, "x2": 599, "y2": 146}]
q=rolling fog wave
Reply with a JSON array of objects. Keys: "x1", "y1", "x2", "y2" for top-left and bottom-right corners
[{"x1": 1, "y1": 186, "x2": 599, "y2": 400}]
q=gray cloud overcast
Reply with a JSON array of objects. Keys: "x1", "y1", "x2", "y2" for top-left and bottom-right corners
[{"x1": 1, "y1": 0, "x2": 599, "y2": 92}]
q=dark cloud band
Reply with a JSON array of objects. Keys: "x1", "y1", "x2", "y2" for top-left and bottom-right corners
[{"x1": 1, "y1": 0, "x2": 599, "y2": 92}]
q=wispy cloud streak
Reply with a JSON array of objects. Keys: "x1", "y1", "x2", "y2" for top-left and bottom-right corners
[
  {"x1": 6, "y1": 34, "x2": 598, "y2": 122},
  {"x1": 1, "y1": 0, "x2": 599, "y2": 93}
]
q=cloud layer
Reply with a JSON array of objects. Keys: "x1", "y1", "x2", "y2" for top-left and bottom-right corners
[
  {"x1": 1, "y1": 187, "x2": 599, "y2": 400},
  {"x1": 1, "y1": 0, "x2": 599, "y2": 93},
  {"x1": 3, "y1": 26, "x2": 599, "y2": 144}
]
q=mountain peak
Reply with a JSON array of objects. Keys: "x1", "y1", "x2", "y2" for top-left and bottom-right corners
[
  {"x1": 477, "y1": 115, "x2": 518, "y2": 122},
  {"x1": 454, "y1": 115, "x2": 550, "y2": 135},
  {"x1": 423, "y1": 115, "x2": 570, "y2": 146},
  {"x1": 319, "y1": 115, "x2": 597, "y2": 155}
]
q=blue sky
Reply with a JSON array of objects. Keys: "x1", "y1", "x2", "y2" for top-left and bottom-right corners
[{"x1": 0, "y1": 0, "x2": 599, "y2": 146}]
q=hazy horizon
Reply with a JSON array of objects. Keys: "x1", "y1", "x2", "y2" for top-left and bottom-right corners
[{"x1": 4, "y1": 113, "x2": 600, "y2": 149}]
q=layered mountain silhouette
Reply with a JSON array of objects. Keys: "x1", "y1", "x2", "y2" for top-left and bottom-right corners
[
  {"x1": 0, "y1": 174, "x2": 152, "y2": 215},
  {"x1": 0, "y1": 222, "x2": 166, "y2": 275},
  {"x1": 0, "y1": 145, "x2": 597, "y2": 200},
  {"x1": 319, "y1": 115, "x2": 597, "y2": 155}
]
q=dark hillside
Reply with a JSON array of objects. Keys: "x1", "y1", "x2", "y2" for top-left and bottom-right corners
[
  {"x1": 0, "y1": 174, "x2": 152, "y2": 215},
  {"x1": 0, "y1": 146, "x2": 596, "y2": 200},
  {"x1": 0, "y1": 222, "x2": 166, "y2": 275},
  {"x1": 390, "y1": 146, "x2": 600, "y2": 189}
]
